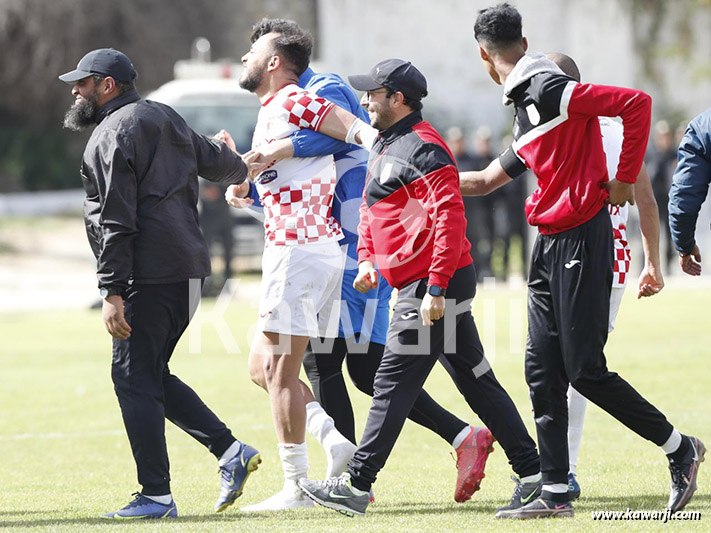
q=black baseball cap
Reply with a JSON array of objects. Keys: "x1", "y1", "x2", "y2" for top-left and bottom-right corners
[
  {"x1": 348, "y1": 59, "x2": 428, "y2": 100},
  {"x1": 59, "y1": 48, "x2": 137, "y2": 84}
]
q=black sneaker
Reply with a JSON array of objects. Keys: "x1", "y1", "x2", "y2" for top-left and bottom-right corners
[
  {"x1": 297, "y1": 473, "x2": 370, "y2": 516},
  {"x1": 495, "y1": 497, "x2": 574, "y2": 519},
  {"x1": 496, "y1": 475, "x2": 542, "y2": 512},
  {"x1": 668, "y1": 436, "x2": 706, "y2": 512}
]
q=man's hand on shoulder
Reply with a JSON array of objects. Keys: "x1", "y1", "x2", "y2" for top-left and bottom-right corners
[{"x1": 102, "y1": 295, "x2": 131, "y2": 339}]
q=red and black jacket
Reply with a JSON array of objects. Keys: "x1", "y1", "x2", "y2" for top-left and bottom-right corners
[
  {"x1": 357, "y1": 111, "x2": 472, "y2": 290},
  {"x1": 499, "y1": 54, "x2": 651, "y2": 235}
]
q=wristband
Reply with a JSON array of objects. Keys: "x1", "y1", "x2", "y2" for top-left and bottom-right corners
[
  {"x1": 345, "y1": 118, "x2": 365, "y2": 145},
  {"x1": 345, "y1": 118, "x2": 378, "y2": 149},
  {"x1": 358, "y1": 124, "x2": 378, "y2": 149}
]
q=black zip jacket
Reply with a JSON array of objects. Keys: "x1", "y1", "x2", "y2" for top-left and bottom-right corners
[{"x1": 80, "y1": 89, "x2": 247, "y2": 292}]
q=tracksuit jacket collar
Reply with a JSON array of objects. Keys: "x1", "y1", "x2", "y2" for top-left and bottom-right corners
[
  {"x1": 96, "y1": 89, "x2": 141, "y2": 124},
  {"x1": 502, "y1": 52, "x2": 564, "y2": 106},
  {"x1": 378, "y1": 111, "x2": 423, "y2": 144}
]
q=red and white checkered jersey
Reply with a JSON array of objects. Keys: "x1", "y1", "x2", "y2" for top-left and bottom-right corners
[
  {"x1": 599, "y1": 117, "x2": 631, "y2": 288},
  {"x1": 252, "y1": 84, "x2": 342, "y2": 246}
]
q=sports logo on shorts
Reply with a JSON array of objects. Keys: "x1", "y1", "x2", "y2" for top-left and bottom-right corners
[{"x1": 257, "y1": 170, "x2": 278, "y2": 184}]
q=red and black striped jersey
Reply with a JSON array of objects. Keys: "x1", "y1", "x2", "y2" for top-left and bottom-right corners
[
  {"x1": 499, "y1": 53, "x2": 651, "y2": 235},
  {"x1": 356, "y1": 112, "x2": 473, "y2": 290}
]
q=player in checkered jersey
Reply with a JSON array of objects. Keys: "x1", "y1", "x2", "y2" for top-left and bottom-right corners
[
  {"x1": 217, "y1": 20, "x2": 359, "y2": 512},
  {"x1": 227, "y1": 19, "x2": 498, "y2": 507},
  {"x1": 545, "y1": 52, "x2": 665, "y2": 501}
]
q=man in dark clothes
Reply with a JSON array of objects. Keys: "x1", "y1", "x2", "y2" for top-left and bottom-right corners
[{"x1": 60, "y1": 48, "x2": 261, "y2": 519}]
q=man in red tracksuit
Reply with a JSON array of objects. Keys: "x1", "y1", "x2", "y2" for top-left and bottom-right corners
[
  {"x1": 296, "y1": 58, "x2": 541, "y2": 517},
  {"x1": 459, "y1": 3, "x2": 704, "y2": 519}
]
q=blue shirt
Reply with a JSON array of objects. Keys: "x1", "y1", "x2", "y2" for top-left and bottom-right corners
[{"x1": 669, "y1": 108, "x2": 711, "y2": 254}]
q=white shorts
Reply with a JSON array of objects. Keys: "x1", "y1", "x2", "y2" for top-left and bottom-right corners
[
  {"x1": 608, "y1": 286, "x2": 625, "y2": 333},
  {"x1": 257, "y1": 240, "x2": 345, "y2": 337}
]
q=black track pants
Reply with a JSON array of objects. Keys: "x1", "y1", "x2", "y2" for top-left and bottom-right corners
[
  {"x1": 525, "y1": 208, "x2": 674, "y2": 486},
  {"x1": 111, "y1": 281, "x2": 235, "y2": 495}
]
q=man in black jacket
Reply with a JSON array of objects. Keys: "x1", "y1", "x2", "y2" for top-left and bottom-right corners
[{"x1": 60, "y1": 48, "x2": 260, "y2": 519}]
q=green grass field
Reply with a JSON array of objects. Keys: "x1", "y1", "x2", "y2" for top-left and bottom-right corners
[{"x1": 1, "y1": 282, "x2": 709, "y2": 532}]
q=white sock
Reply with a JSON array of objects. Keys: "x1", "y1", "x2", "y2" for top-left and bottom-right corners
[
  {"x1": 218, "y1": 440, "x2": 243, "y2": 466},
  {"x1": 542, "y1": 483, "x2": 568, "y2": 494},
  {"x1": 567, "y1": 385, "x2": 587, "y2": 475},
  {"x1": 661, "y1": 429, "x2": 683, "y2": 455},
  {"x1": 520, "y1": 472, "x2": 542, "y2": 484},
  {"x1": 144, "y1": 494, "x2": 172, "y2": 505},
  {"x1": 451, "y1": 425, "x2": 472, "y2": 449},
  {"x1": 278, "y1": 442, "x2": 309, "y2": 483},
  {"x1": 306, "y1": 400, "x2": 354, "y2": 457},
  {"x1": 305, "y1": 401, "x2": 338, "y2": 445}
]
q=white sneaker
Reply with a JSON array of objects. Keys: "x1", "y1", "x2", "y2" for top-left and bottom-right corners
[
  {"x1": 240, "y1": 484, "x2": 315, "y2": 512},
  {"x1": 325, "y1": 440, "x2": 357, "y2": 478}
]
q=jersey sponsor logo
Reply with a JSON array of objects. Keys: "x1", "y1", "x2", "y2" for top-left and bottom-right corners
[
  {"x1": 564, "y1": 259, "x2": 581, "y2": 269},
  {"x1": 256, "y1": 169, "x2": 278, "y2": 184}
]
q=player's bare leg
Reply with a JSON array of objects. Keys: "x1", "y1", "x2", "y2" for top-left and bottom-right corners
[{"x1": 243, "y1": 332, "x2": 354, "y2": 511}]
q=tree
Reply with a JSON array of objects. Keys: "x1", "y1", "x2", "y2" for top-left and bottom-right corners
[{"x1": 0, "y1": 0, "x2": 317, "y2": 191}]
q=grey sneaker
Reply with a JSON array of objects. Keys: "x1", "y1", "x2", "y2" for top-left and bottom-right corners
[
  {"x1": 297, "y1": 473, "x2": 370, "y2": 516},
  {"x1": 496, "y1": 497, "x2": 573, "y2": 519},
  {"x1": 496, "y1": 475, "x2": 542, "y2": 512},
  {"x1": 668, "y1": 436, "x2": 706, "y2": 512}
]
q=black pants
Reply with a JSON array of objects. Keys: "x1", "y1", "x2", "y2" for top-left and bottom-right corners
[
  {"x1": 525, "y1": 208, "x2": 674, "y2": 488},
  {"x1": 111, "y1": 281, "x2": 235, "y2": 495},
  {"x1": 347, "y1": 264, "x2": 540, "y2": 491},
  {"x1": 303, "y1": 337, "x2": 468, "y2": 445}
]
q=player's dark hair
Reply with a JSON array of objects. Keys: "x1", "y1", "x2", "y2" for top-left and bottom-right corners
[
  {"x1": 385, "y1": 87, "x2": 423, "y2": 112},
  {"x1": 250, "y1": 18, "x2": 313, "y2": 76},
  {"x1": 474, "y1": 3, "x2": 523, "y2": 50}
]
